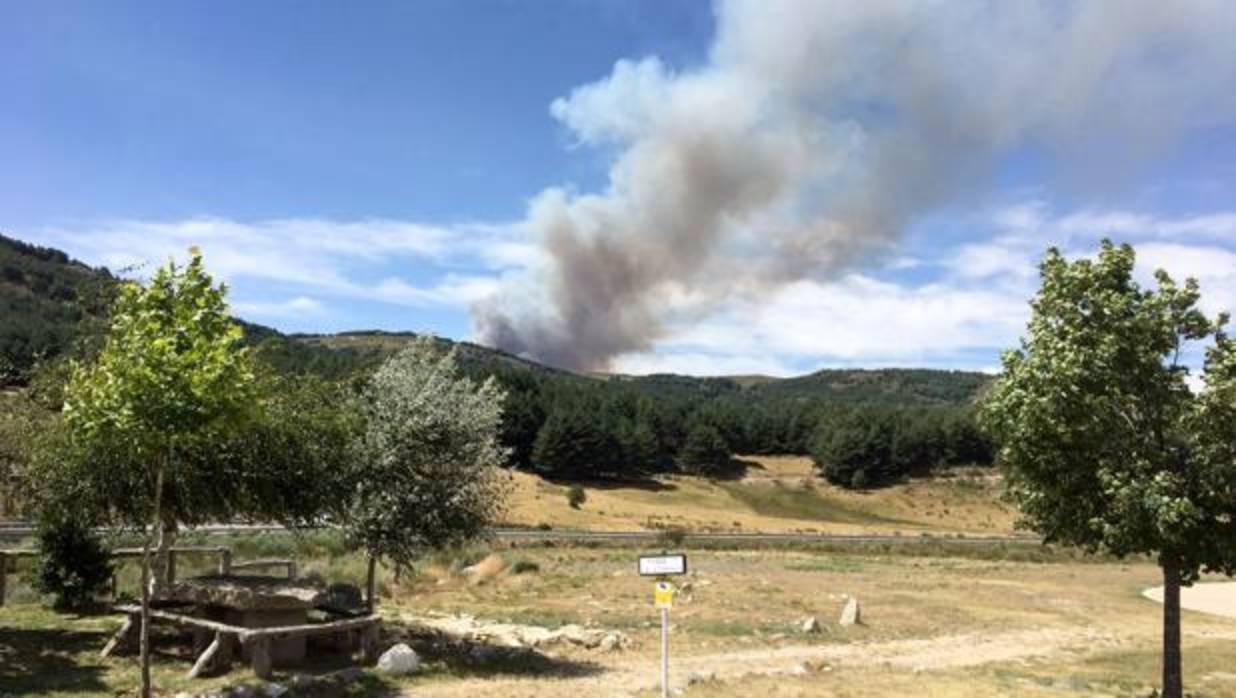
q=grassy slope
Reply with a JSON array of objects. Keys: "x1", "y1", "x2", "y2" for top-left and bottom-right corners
[{"x1": 501, "y1": 455, "x2": 1018, "y2": 536}]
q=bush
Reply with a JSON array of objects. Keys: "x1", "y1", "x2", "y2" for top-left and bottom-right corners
[
  {"x1": 567, "y1": 485, "x2": 587, "y2": 509},
  {"x1": 34, "y1": 517, "x2": 113, "y2": 610},
  {"x1": 511, "y1": 559, "x2": 540, "y2": 574}
]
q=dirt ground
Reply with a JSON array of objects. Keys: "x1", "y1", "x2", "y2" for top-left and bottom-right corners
[
  {"x1": 5, "y1": 542, "x2": 1236, "y2": 697},
  {"x1": 379, "y1": 545, "x2": 1236, "y2": 697},
  {"x1": 501, "y1": 456, "x2": 1018, "y2": 536}
]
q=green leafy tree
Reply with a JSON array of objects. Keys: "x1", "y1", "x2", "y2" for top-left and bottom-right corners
[
  {"x1": 678, "y1": 422, "x2": 730, "y2": 475},
  {"x1": 981, "y1": 241, "x2": 1236, "y2": 698},
  {"x1": 347, "y1": 337, "x2": 508, "y2": 609},
  {"x1": 55, "y1": 251, "x2": 256, "y2": 698},
  {"x1": 531, "y1": 409, "x2": 606, "y2": 478}
]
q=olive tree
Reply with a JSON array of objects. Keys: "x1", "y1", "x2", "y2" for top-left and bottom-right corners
[
  {"x1": 981, "y1": 241, "x2": 1236, "y2": 698},
  {"x1": 57, "y1": 251, "x2": 256, "y2": 698},
  {"x1": 347, "y1": 337, "x2": 508, "y2": 609}
]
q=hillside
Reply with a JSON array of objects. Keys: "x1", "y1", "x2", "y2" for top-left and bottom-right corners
[
  {"x1": 0, "y1": 235, "x2": 116, "y2": 383},
  {"x1": 0, "y1": 232, "x2": 992, "y2": 407},
  {"x1": 503, "y1": 455, "x2": 1017, "y2": 535}
]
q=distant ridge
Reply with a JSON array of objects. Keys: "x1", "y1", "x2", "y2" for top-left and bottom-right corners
[{"x1": 0, "y1": 232, "x2": 992, "y2": 406}]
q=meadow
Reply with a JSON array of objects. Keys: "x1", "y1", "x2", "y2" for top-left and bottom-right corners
[{"x1": 4, "y1": 530, "x2": 1236, "y2": 696}]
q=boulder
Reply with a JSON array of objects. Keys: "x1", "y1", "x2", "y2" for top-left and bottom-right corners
[
  {"x1": 376, "y1": 643, "x2": 420, "y2": 675},
  {"x1": 801, "y1": 615, "x2": 821, "y2": 634},
  {"x1": 460, "y1": 554, "x2": 508, "y2": 584},
  {"x1": 839, "y1": 597, "x2": 861, "y2": 627}
]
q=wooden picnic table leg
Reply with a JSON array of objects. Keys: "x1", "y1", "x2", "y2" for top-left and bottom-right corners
[
  {"x1": 189, "y1": 631, "x2": 233, "y2": 678},
  {"x1": 360, "y1": 622, "x2": 380, "y2": 664},
  {"x1": 250, "y1": 637, "x2": 273, "y2": 679},
  {"x1": 101, "y1": 615, "x2": 139, "y2": 658}
]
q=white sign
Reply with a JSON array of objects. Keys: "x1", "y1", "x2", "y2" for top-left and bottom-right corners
[{"x1": 639, "y1": 554, "x2": 687, "y2": 576}]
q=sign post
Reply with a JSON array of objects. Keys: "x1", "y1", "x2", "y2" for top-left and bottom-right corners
[{"x1": 640, "y1": 554, "x2": 687, "y2": 698}]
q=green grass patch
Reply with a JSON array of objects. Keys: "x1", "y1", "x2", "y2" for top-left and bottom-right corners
[{"x1": 718, "y1": 481, "x2": 913, "y2": 526}]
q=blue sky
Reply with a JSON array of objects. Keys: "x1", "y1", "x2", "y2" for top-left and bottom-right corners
[{"x1": 5, "y1": 1, "x2": 1236, "y2": 376}]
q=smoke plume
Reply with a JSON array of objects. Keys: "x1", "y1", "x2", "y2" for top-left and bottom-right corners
[{"x1": 473, "y1": 0, "x2": 1236, "y2": 371}]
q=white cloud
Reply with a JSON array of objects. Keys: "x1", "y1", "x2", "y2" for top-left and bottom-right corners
[
  {"x1": 29, "y1": 216, "x2": 537, "y2": 316},
  {"x1": 230, "y1": 296, "x2": 323, "y2": 319}
]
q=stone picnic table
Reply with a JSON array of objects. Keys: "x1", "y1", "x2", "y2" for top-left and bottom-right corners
[{"x1": 101, "y1": 574, "x2": 380, "y2": 679}]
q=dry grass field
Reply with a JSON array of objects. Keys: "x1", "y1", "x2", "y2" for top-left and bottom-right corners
[
  {"x1": 502, "y1": 456, "x2": 1019, "y2": 536},
  {"x1": 4, "y1": 535, "x2": 1236, "y2": 697}
]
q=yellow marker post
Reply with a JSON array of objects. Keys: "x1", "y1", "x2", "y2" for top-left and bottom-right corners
[
  {"x1": 639, "y1": 554, "x2": 687, "y2": 698},
  {"x1": 655, "y1": 580, "x2": 673, "y2": 697}
]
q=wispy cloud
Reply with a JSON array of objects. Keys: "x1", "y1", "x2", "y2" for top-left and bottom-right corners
[{"x1": 31, "y1": 216, "x2": 538, "y2": 315}]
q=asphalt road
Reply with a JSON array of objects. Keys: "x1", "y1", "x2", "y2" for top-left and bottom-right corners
[{"x1": 0, "y1": 521, "x2": 1040, "y2": 547}]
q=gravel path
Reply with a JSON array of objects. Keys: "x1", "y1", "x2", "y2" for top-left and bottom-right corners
[
  {"x1": 1144, "y1": 581, "x2": 1236, "y2": 620},
  {"x1": 408, "y1": 626, "x2": 1120, "y2": 697}
]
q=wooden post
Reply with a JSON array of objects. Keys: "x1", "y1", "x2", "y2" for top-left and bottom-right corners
[
  {"x1": 250, "y1": 637, "x2": 272, "y2": 679},
  {"x1": 287, "y1": 560, "x2": 298, "y2": 579},
  {"x1": 219, "y1": 549, "x2": 232, "y2": 575},
  {"x1": 101, "y1": 615, "x2": 139, "y2": 658},
  {"x1": 0, "y1": 552, "x2": 7, "y2": 608},
  {"x1": 360, "y1": 622, "x2": 380, "y2": 664},
  {"x1": 167, "y1": 549, "x2": 177, "y2": 586}
]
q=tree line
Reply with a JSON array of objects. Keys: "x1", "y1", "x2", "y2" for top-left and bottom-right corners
[{"x1": 476, "y1": 363, "x2": 994, "y2": 483}]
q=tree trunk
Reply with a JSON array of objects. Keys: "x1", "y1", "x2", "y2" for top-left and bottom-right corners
[
  {"x1": 1161, "y1": 556, "x2": 1183, "y2": 698},
  {"x1": 366, "y1": 554, "x2": 377, "y2": 614},
  {"x1": 151, "y1": 518, "x2": 178, "y2": 597},
  {"x1": 139, "y1": 464, "x2": 166, "y2": 698}
]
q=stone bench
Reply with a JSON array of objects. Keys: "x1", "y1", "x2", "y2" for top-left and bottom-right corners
[{"x1": 102, "y1": 603, "x2": 381, "y2": 679}]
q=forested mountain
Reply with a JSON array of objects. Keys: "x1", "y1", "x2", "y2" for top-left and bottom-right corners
[
  {"x1": 0, "y1": 233, "x2": 996, "y2": 486},
  {"x1": 0, "y1": 235, "x2": 117, "y2": 383}
]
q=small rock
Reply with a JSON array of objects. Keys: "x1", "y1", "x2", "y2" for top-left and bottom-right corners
[
  {"x1": 262, "y1": 684, "x2": 288, "y2": 698},
  {"x1": 791, "y1": 662, "x2": 811, "y2": 676},
  {"x1": 687, "y1": 671, "x2": 716, "y2": 685},
  {"x1": 377, "y1": 643, "x2": 421, "y2": 675},
  {"x1": 801, "y1": 615, "x2": 821, "y2": 634},
  {"x1": 599, "y1": 633, "x2": 620, "y2": 652},
  {"x1": 173, "y1": 693, "x2": 194, "y2": 698},
  {"x1": 839, "y1": 597, "x2": 861, "y2": 627}
]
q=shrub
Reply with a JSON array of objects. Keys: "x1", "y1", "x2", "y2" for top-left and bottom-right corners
[
  {"x1": 512, "y1": 560, "x2": 540, "y2": 574},
  {"x1": 34, "y1": 517, "x2": 113, "y2": 610},
  {"x1": 567, "y1": 485, "x2": 587, "y2": 509}
]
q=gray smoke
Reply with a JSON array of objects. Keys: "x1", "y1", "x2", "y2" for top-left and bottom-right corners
[{"x1": 473, "y1": 0, "x2": 1236, "y2": 371}]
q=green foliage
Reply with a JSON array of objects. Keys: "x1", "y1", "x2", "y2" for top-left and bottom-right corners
[
  {"x1": 980, "y1": 241, "x2": 1236, "y2": 697},
  {"x1": 346, "y1": 337, "x2": 509, "y2": 569},
  {"x1": 33, "y1": 516, "x2": 113, "y2": 610},
  {"x1": 0, "y1": 234, "x2": 118, "y2": 386},
  {"x1": 531, "y1": 409, "x2": 608, "y2": 478},
  {"x1": 55, "y1": 250, "x2": 257, "y2": 527},
  {"x1": 511, "y1": 559, "x2": 540, "y2": 574},
  {"x1": 810, "y1": 406, "x2": 991, "y2": 488},
  {"x1": 981, "y1": 241, "x2": 1235, "y2": 574},
  {"x1": 678, "y1": 422, "x2": 731, "y2": 475},
  {"x1": 0, "y1": 390, "x2": 56, "y2": 517},
  {"x1": 1, "y1": 234, "x2": 995, "y2": 488},
  {"x1": 566, "y1": 484, "x2": 587, "y2": 509}
]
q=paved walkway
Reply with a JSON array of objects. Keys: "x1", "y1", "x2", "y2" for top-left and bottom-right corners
[{"x1": 1144, "y1": 582, "x2": 1236, "y2": 619}]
